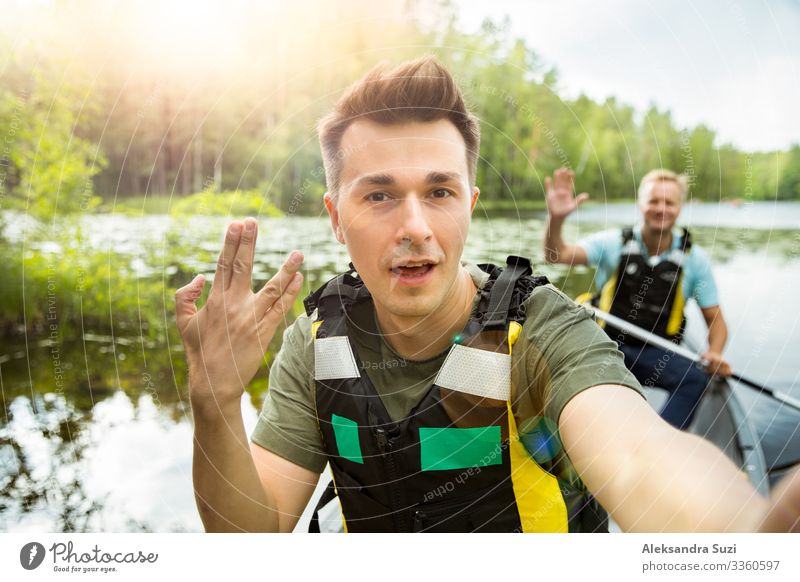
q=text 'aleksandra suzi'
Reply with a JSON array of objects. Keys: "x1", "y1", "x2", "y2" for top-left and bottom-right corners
[{"x1": 642, "y1": 543, "x2": 737, "y2": 554}]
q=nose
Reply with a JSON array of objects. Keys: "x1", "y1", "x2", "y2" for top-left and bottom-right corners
[
  {"x1": 651, "y1": 200, "x2": 668, "y2": 214},
  {"x1": 396, "y1": 195, "x2": 433, "y2": 245}
]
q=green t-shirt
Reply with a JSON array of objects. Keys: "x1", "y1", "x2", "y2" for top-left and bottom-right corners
[{"x1": 251, "y1": 263, "x2": 642, "y2": 475}]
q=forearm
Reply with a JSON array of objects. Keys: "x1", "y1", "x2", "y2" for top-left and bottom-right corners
[
  {"x1": 609, "y1": 428, "x2": 767, "y2": 532},
  {"x1": 191, "y1": 380, "x2": 278, "y2": 532},
  {"x1": 706, "y1": 316, "x2": 728, "y2": 354},
  {"x1": 544, "y1": 216, "x2": 568, "y2": 263}
]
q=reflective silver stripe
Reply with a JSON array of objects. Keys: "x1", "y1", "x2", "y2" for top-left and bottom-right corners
[
  {"x1": 434, "y1": 344, "x2": 511, "y2": 401},
  {"x1": 622, "y1": 239, "x2": 640, "y2": 255},
  {"x1": 664, "y1": 248, "x2": 686, "y2": 265},
  {"x1": 314, "y1": 336, "x2": 361, "y2": 380}
]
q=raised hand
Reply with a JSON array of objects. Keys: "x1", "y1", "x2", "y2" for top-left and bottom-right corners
[
  {"x1": 175, "y1": 218, "x2": 304, "y2": 414},
  {"x1": 545, "y1": 167, "x2": 589, "y2": 220}
]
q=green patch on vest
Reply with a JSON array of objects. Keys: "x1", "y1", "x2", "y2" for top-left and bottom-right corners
[
  {"x1": 331, "y1": 414, "x2": 364, "y2": 464},
  {"x1": 419, "y1": 426, "x2": 502, "y2": 471}
]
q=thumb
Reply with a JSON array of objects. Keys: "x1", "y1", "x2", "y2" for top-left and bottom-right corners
[
  {"x1": 175, "y1": 274, "x2": 205, "y2": 330},
  {"x1": 576, "y1": 192, "x2": 590, "y2": 206},
  {"x1": 544, "y1": 176, "x2": 552, "y2": 194}
]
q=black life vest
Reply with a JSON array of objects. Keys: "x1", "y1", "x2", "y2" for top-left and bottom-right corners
[
  {"x1": 597, "y1": 228, "x2": 691, "y2": 344},
  {"x1": 303, "y1": 256, "x2": 607, "y2": 533}
]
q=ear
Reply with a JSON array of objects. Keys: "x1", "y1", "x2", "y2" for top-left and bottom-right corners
[
  {"x1": 469, "y1": 186, "x2": 480, "y2": 213},
  {"x1": 323, "y1": 191, "x2": 345, "y2": 244}
]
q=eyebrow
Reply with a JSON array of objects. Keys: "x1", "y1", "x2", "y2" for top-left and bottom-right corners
[
  {"x1": 354, "y1": 173, "x2": 395, "y2": 188},
  {"x1": 352, "y1": 171, "x2": 464, "y2": 189},
  {"x1": 425, "y1": 171, "x2": 463, "y2": 185}
]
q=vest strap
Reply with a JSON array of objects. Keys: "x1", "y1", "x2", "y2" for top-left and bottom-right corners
[
  {"x1": 482, "y1": 256, "x2": 532, "y2": 330},
  {"x1": 679, "y1": 227, "x2": 692, "y2": 252},
  {"x1": 621, "y1": 227, "x2": 634, "y2": 245}
]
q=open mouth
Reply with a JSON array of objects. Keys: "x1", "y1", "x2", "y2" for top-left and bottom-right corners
[
  {"x1": 391, "y1": 263, "x2": 434, "y2": 278},
  {"x1": 389, "y1": 260, "x2": 437, "y2": 284}
]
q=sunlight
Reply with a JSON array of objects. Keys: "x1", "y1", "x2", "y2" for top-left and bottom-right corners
[{"x1": 134, "y1": 0, "x2": 280, "y2": 75}]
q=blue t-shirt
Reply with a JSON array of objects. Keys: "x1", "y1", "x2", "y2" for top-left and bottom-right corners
[{"x1": 576, "y1": 227, "x2": 720, "y2": 309}]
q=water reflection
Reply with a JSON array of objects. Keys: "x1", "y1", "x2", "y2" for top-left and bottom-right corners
[
  {"x1": 2, "y1": 206, "x2": 799, "y2": 531},
  {"x1": 0, "y1": 391, "x2": 264, "y2": 532},
  {"x1": 1, "y1": 394, "x2": 104, "y2": 532}
]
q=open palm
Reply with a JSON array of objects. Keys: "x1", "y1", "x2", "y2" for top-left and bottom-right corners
[{"x1": 545, "y1": 167, "x2": 589, "y2": 219}]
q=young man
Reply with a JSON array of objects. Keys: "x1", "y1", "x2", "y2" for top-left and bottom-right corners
[
  {"x1": 543, "y1": 168, "x2": 730, "y2": 429},
  {"x1": 176, "y1": 57, "x2": 799, "y2": 533}
]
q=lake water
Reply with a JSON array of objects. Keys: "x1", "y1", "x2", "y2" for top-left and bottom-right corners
[{"x1": 1, "y1": 202, "x2": 799, "y2": 532}]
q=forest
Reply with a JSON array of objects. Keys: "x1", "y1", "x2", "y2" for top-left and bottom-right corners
[{"x1": 2, "y1": 0, "x2": 798, "y2": 224}]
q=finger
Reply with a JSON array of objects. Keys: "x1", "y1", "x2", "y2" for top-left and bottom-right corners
[
  {"x1": 213, "y1": 221, "x2": 243, "y2": 294},
  {"x1": 576, "y1": 192, "x2": 590, "y2": 206},
  {"x1": 262, "y1": 273, "x2": 304, "y2": 328},
  {"x1": 554, "y1": 168, "x2": 570, "y2": 189},
  {"x1": 175, "y1": 274, "x2": 205, "y2": 331},
  {"x1": 229, "y1": 217, "x2": 258, "y2": 293},
  {"x1": 255, "y1": 251, "x2": 305, "y2": 313},
  {"x1": 544, "y1": 176, "x2": 552, "y2": 194}
]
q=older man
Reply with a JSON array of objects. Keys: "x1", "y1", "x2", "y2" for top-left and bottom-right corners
[{"x1": 544, "y1": 168, "x2": 731, "y2": 429}]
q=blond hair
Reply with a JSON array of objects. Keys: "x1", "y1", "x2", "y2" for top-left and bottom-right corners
[{"x1": 637, "y1": 169, "x2": 688, "y2": 205}]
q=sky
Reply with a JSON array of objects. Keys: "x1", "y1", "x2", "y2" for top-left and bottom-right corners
[{"x1": 454, "y1": 0, "x2": 800, "y2": 152}]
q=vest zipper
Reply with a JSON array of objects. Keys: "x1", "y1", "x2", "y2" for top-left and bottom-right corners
[{"x1": 375, "y1": 427, "x2": 408, "y2": 532}]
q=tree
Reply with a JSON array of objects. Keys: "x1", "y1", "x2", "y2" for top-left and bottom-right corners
[{"x1": 1, "y1": 57, "x2": 104, "y2": 221}]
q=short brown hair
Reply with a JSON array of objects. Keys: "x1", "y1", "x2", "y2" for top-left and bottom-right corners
[{"x1": 318, "y1": 56, "x2": 480, "y2": 198}]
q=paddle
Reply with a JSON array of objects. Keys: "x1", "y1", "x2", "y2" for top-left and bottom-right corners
[{"x1": 589, "y1": 306, "x2": 800, "y2": 413}]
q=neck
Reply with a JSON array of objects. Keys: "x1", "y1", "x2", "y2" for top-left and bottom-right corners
[
  {"x1": 640, "y1": 224, "x2": 673, "y2": 256},
  {"x1": 374, "y1": 266, "x2": 477, "y2": 361}
]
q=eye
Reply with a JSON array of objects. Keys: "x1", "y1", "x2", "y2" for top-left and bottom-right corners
[
  {"x1": 430, "y1": 188, "x2": 452, "y2": 199},
  {"x1": 367, "y1": 191, "x2": 390, "y2": 202}
]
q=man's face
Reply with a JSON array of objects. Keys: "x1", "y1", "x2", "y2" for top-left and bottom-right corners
[
  {"x1": 324, "y1": 118, "x2": 478, "y2": 319},
  {"x1": 639, "y1": 180, "x2": 682, "y2": 233}
]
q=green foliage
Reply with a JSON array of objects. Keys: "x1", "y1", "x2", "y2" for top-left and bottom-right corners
[
  {"x1": 777, "y1": 146, "x2": 800, "y2": 201},
  {"x1": 0, "y1": 225, "x2": 175, "y2": 339},
  {"x1": 169, "y1": 189, "x2": 283, "y2": 218},
  {"x1": 100, "y1": 195, "x2": 174, "y2": 215},
  {"x1": 0, "y1": 62, "x2": 105, "y2": 220},
  {"x1": 1, "y1": 0, "x2": 799, "y2": 223}
]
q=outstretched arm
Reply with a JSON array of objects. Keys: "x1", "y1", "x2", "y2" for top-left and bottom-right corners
[
  {"x1": 559, "y1": 384, "x2": 798, "y2": 532},
  {"x1": 543, "y1": 167, "x2": 590, "y2": 265}
]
